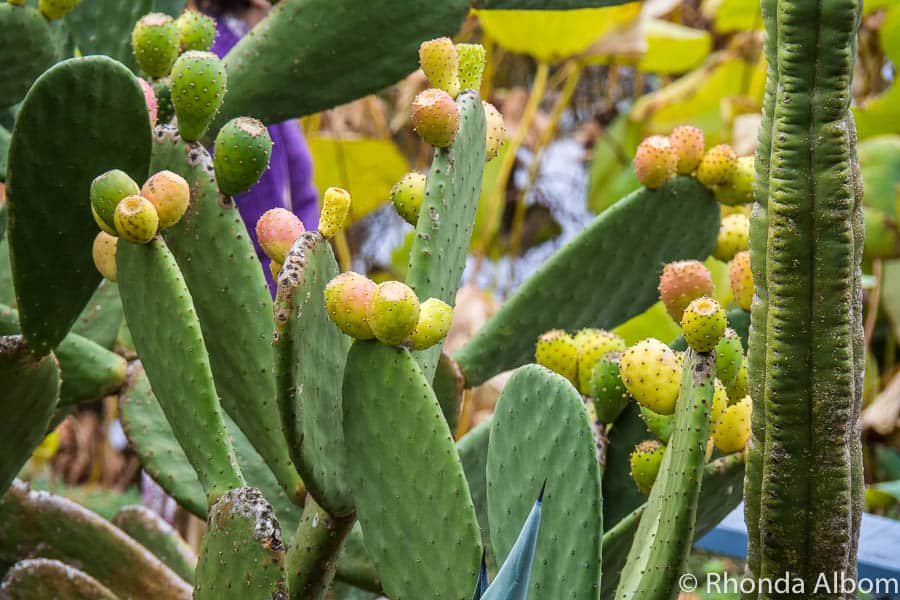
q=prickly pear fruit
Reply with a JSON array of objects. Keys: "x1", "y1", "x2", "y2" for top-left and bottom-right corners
[
  {"x1": 411, "y1": 88, "x2": 460, "y2": 149},
  {"x1": 7, "y1": 0, "x2": 27, "y2": 5},
  {"x1": 91, "y1": 170, "x2": 140, "y2": 235},
  {"x1": 141, "y1": 170, "x2": 190, "y2": 229},
  {"x1": 713, "y1": 396, "x2": 751, "y2": 453},
  {"x1": 714, "y1": 155, "x2": 754, "y2": 206},
  {"x1": 713, "y1": 213, "x2": 750, "y2": 262},
  {"x1": 409, "y1": 298, "x2": 453, "y2": 350},
  {"x1": 658, "y1": 259, "x2": 714, "y2": 322},
  {"x1": 367, "y1": 281, "x2": 420, "y2": 346},
  {"x1": 725, "y1": 358, "x2": 748, "y2": 405},
  {"x1": 633, "y1": 135, "x2": 677, "y2": 189},
  {"x1": 483, "y1": 101, "x2": 507, "y2": 162},
  {"x1": 138, "y1": 78, "x2": 158, "y2": 127},
  {"x1": 255, "y1": 208, "x2": 305, "y2": 264},
  {"x1": 131, "y1": 13, "x2": 180, "y2": 79},
  {"x1": 324, "y1": 272, "x2": 376, "y2": 340},
  {"x1": 715, "y1": 328, "x2": 743, "y2": 386},
  {"x1": 176, "y1": 10, "x2": 216, "y2": 52},
  {"x1": 535, "y1": 329, "x2": 578, "y2": 386},
  {"x1": 170, "y1": 51, "x2": 226, "y2": 141},
  {"x1": 390, "y1": 172, "x2": 426, "y2": 226},
  {"x1": 92, "y1": 232, "x2": 118, "y2": 282},
  {"x1": 668, "y1": 125, "x2": 705, "y2": 174},
  {"x1": 639, "y1": 405, "x2": 673, "y2": 444},
  {"x1": 269, "y1": 260, "x2": 281, "y2": 281},
  {"x1": 620, "y1": 338, "x2": 681, "y2": 415},
  {"x1": 590, "y1": 352, "x2": 631, "y2": 424},
  {"x1": 696, "y1": 144, "x2": 737, "y2": 188},
  {"x1": 630, "y1": 440, "x2": 665, "y2": 495},
  {"x1": 729, "y1": 250, "x2": 753, "y2": 311},
  {"x1": 681, "y1": 296, "x2": 727, "y2": 352},
  {"x1": 574, "y1": 328, "x2": 626, "y2": 396},
  {"x1": 213, "y1": 117, "x2": 273, "y2": 196},
  {"x1": 419, "y1": 37, "x2": 460, "y2": 98},
  {"x1": 710, "y1": 378, "x2": 728, "y2": 430},
  {"x1": 114, "y1": 195, "x2": 159, "y2": 244},
  {"x1": 456, "y1": 43, "x2": 486, "y2": 92},
  {"x1": 318, "y1": 187, "x2": 352, "y2": 239},
  {"x1": 720, "y1": 204, "x2": 751, "y2": 218},
  {"x1": 38, "y1": 0, "x2": 80, "y2": 20}
]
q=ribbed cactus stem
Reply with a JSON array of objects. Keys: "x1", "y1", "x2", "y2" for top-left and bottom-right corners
[{"x1": 285, "y1": 496, "x2": 355, "y2": 600}]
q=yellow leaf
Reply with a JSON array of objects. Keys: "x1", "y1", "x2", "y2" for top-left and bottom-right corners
[
  {"x1": 638, "y1": 19, "x2": 712, "y2": 73},
  {"x1": 613, "y1": 302, "x2": 681, "y2": 346},
  {"x1": 702, "y1": 0, "x2": 763, "y2": 32}
]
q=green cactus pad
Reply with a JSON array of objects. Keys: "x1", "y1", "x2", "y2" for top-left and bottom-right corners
[
  {"x1": 0, "y1": 480, "x2": 193, "y2": 599},
  {"x1": 601, "y1": 403, "x2": 656, "y2": 528},
  {"x1": 66, "y1": 0, "x2": 153, "y2": 70},
  {"x1": 7, "y1": 56, "x2": 151, "y2": 354},
  {"x1": 454, "y1": 176, "x2": 718, "y2": 387},
  {"x1": 286, "y1": 496, "x2": 356, "y2": 598},
  {"x1": 334, "y1": 524, "x2": 382, "y2": 594},
  {"x1": 0, "y1": 4, "x2": 58, "y2": 110},
  {"x1": 274, "y1": 231, "x2": 353, "y2": 516},
  {"x1": 0, "y1": 559, "x2": 118, "y2": 600},
  {"x1": 212, "y1": 116, "x2": 273, "y2": 196},
  {"x1": 70, "y1": 281, "x2": 123, "y2": 351},
  {"x1": 0, "y1": 238, "x2": 10, "y2": 307},
  {"x1": 0, "y1": 124, "x2": 10, "y2": 182},
  {"x1": 487, "y1": 364, "x2": 602, "y2": 599},
  {"x1": 433, "y1": 351, "x2": 464, "y2": 431},
  {"x1": 458, "y1": 419, "x2": 492, "y2": 556},
  {"x1": 112, "y1": 505, "x2": 197, "y2": 584},
  {"x1": 407, "y1": 91, "x2": 486, "y2": 380},
  {"x1": 170, "y1": 51, "x2": 225, "y2": 141},
  {"x1": 342, "y1": 341, "x2": 481, "y2": 600}
]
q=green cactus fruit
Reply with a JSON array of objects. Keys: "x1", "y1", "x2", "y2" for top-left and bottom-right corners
[
  {"x1": 131, "y1": 13, "x2": 180, "y2": 79},
  {"x1": 138, "y1": 78, "x2": 158, "y2": 127},
  {"x1": 324, "y1": 271, "x2": 376, "y2": 340},
  {"x1": 367, "y1": 280, "x2": 420, "y2": 346},
  {"x1": 411, "y1": 88, "x2": 460, "y2": 148},
  {"x1": 633, "y1": 135, "x2": 677, "y2": 189},
  {"x1": 170, "y1": 50, "x2": 226, "y2": 141},
  {"x1": 153, "y1": 79, "x2": 174, "y2": 125},
  {"x1": 213, "y1": 117, "x2": 273, "y2": 196},
  {"x1": 7, "y1": 0, "x2": 27, "y2": 5},
  {"x1": 620, "y1": 338, "x2": 681, "y2": 415},
  {"x1": 695, "y1": 143, "x2": 737, "y2": 188},
  {"x1": 90, "y1": 169, "x2": 140, "y2": 235},
  {"x1": 114, "y1": 195, "x2": 159, "y2": 244},
  {"x1": 318, "y1": 186, "x2": 352, "y2": 239},
  {"x1": 630, "y1": 440, "x2": 665, "y2": 495},
  {"x1": 175, "y1": 10, "x2": 216, "y2": 52},
  {"x1": 483, "y1": 101, "x2": 507, "y2": 162},
  {"x1": 713, "y1": 395, "x2": 751, "y2": 454},
  {"x1": 409, "y1": 297, "x2": 453, "y2": 350},
  {"x1": 668, "y1": 125, "x2": 705, "y2": 175},
  {"x1": 457, "y1": 43, "x2": 486, "y2": 92},
  {"x1": 713, "y1": 213, "x2": 750, "y2": 262},
  {"x1": 38, "y1": 0, "x2": 80, "y2": 19},
  {"x1": 724, "y1": 357, "x2": 747, "y2": 405},
  {"x1": 714, "y1": 328, "x2": 743, "y2": 386},
  {"x1": 710, "y1": 378, "x2": 728, "y2": 430},
  {"x1": 657, "y1": 259, "x2": 714, "y2": 322},
  {"x1": 639, "y1": 405, "x2": 673, "y2": 443},
  {"x1": 590, "y1": 352, "x2": 632, "y2": 424},
  {"x1": 255, "y1": 208, "x2": 305, "y2": 264},
  {"x1": 390, "y1": 171, "x2": 426, "y2": 226},
  {"x1": 91, "y1": 232, "x2": 118, "y2": 282},
  {"x1": 729, "y1": 250, "x2": 753, "y2": 311},
  {"x1": 574, "y1": 328, "x2": 626, "y2": 396},
  {"x1": 534, "y1": 329, "x2": 578, "y2": 385},
  {"x1": 141, "y1": 170, "x2": 190, "y2": 229},
  {"x1": 418, "y1": 37, "x2": 460, "y2": 98},
  {"x1": 713, "y1": 155, "x2": 754, "y2": 206},
  {"x1": 269, "y1": 260, "x2": 281, "y2": 281},
  {"x1": 681, "y1": 296, "x2": 727, "y2": 352}
]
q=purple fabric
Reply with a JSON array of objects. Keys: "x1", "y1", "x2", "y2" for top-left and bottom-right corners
[{"x1": 210, "y1": 16, "x2": 319, "y2": 294}]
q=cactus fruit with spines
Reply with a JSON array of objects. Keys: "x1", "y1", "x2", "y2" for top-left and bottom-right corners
[
  {"x1": 418, "y1": 37, "x2": 460, "y2": 98},
  {"x1": 131, "y1": 13, "x2": 180, "y2": 79},
  {"x1": 668, "y1": 125, "x2": 704, "y2": 174},
  {"x1": 318, "y1": 186, "x2": 352, "y2": 239},
  {"x1": 619, "y1": 338, "x2": 681, "y2": 415},
  {"x1": 573, "y1": 328, "x2": 626, "y2": 395},
  {"x1": 141, "y1": 170, "x2": 190, "y2": 229},
  {"x1": 633, "y1": 135, "x2": 676, "y2": 189},
  {"x1": 213, "y1": 117, "x2": 273, "y2": 196},
  {"x1": 409, "y1": 298, "x2": 454, "y2": 351},
  {"x1": 630, "y1": 440, "x2": 665, "y2": 495},
  {"x1": 713, "y1": 396, "x2": 751, "y2": 454},
  {"x1": 714, "y1": 155, "x2": 754, "y2": 206},
  {"x1": 714, "y1": 328, "x2": 743, "y2": 386},
  {"x1": 256, "y1": 207, "x2": 305, "y2": 264},
  {"x1": 681, "y1": 296, "x2": 726, "y2": 352},
  {"x1": 390, "y1": 171, "x2": 427, "y2": 225},
  {"x1": 91, "y1": 169, "x2": 141, "y2": 235},
  {"x1": 324, "y1": 272, "x2": 377, "y2": 340},
  {"x1": 713, "y1": 213, "x2": 750, "y2": 261},
  {"x1": 366, "y1": 281, "x2": 420, "y2": 346},
  {"x1": 91, "y1": 232, "x2": 118, "y2": 282},
  {"x1": 658, "y1": 259, "x2": 713, "y2": 322},
  {"x1": 38, "y1": 0, "x2": 80, "y2": 20},
  {"x1": 114, "y1": 195, "x2": 159, "y2": 244},
  {"x1": 590, "y1": 353, "x2": 632, "y2": 424},
  {"x1": 139, "y1": 78, "x2": 158, "y2": 126},
  {"x1": 170, "y1": 51, "x2": 226, "y2": 141},
  {"x1": 695, "y1": 143, "x2": 737, "y2": 187},
  {"x1": 534, "y1": 329, "x2": 578, "y2": 385},
  {"x1": 175, "y1": 10, "x2": 216, "y2": 52},
  {"x1": 411, "y1": 88, "x2": 460, "y2": 148},
  {"x1": 729, "y1": 250, "x2": 752, "y2": 311}
]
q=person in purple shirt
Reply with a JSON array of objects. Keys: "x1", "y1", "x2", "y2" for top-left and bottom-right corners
[{"x1": 198, "y1": 0, "x2": 319, "y2": 294}]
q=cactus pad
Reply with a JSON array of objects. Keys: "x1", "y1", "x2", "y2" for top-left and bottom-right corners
[
  {"x1": 112, "y1": 506, "x2": 197, "y2": 584},
  {"x1": 66, "y1": 0, "x2": 153, "y2": 71},
  {"x1": 0, "y1": 4, "x2": 58, "y2": 109},
  {"x1": 0, "y1": 559, "x2": 118, "y2": 600}
]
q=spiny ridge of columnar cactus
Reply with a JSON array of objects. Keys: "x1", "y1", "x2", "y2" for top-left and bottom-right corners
[
  {"x1": 318, "y1": 186, "x2": 351, "y2": 239},
  {"x1": 37, "y1": 0, "x2": 79, "y2": 20},
  {"x1": 91, "y1": 232, "x2": 118, "y2": 282},
  {"x1": 390, "y1": 171, "x2": 426, "y2": 226},
  {"x1": 175, "y1": 10, "x2": 216, "y2": 52},
  {"x1": 213, "y1": 117, "x2": 273, "y2": 196},
  {"x1": 456, "y1": 43, "x2": 486, "y2": 92},
  {"x1": 131, "y1": 13, "x2": 180, "y2": 79},
  {"x1": 256, "y1": 208, "x2": 305, "y2": 264},
  {"x1": 170, "y1": 51, "x2": 226, "y2": 142},
  {"x1": 630, "y1": 440, "x2": 665, "y2": 495},
  {"x1": 619, "y1": 338, "x2": 681, "y2": 415},
  {"x1": 91, "y1": 170, "x2": 140, "y2": 235},
  {"x1": 418, "y1": 37, "x2": 460, "y2": 98},
  {"x1": 668, "y1": 125, "x2": 705, "y2": 175},
  {"x1": 482, "y1": 101, "x2": 507, "y2": 162},
  {"x1": 658, "y1": 259, "x2": 713, "y2": 322},
  {"x1": 411, "y1": 88, "x2": 460, "y2": 148},
  {"x1": 141, "y1": 170, "x2": 189, "y2": 229},
  {"x1": 713, "y1": 213, "x2": 750, "y2": 261},
  {"x1": 633, "y1": 135, "x2": 676, "y2": 189}
]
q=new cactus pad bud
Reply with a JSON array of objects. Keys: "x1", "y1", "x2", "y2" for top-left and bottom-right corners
[
  {"x1": 176, "y1": 10, "x2": 216, "y2": 52},
  {"x1": 639, "y1": 405, "x2": 673, "y2": 444},
  {"x1": 456, "y1": 43, "x2": 486, "y2": 92},
  {"x1": 390, "y1": 172, "x2": 426, "y2": 226},
  {"x1": 715, "y1": 328, "x2": 743, "y2": 386},
  {"x1": 255, "y1": 208, "x2": 305, "y2": 264},
  {"x1": 367, "y1": 281, "x2": 420, "y2": 346},
  {"x1": 668, "y1": 125, "x2": 705, "y2": 174},
  {"x1": 590, "y1": 352, "x2": 631, "y2": 424},
  {"x1": 620, "y1": 338, "x2": 681, "y2": 415},
  {"x1": 114, "y1": 195, "x2": 159, "y2": 244},
  {"x1": 92, "y1": 232, "x2": 118, "y2": 282},
  {"x1": 318, "y1": 187, "x2": 352, "y2": 239},
  {"x1": 725, "y1": 358, "x2": 748, "y2": 405},
  {"x1": 90, "y1": 169, "x2": 140, "y2": 235},
  {"x1": 411, "y1": 88, "x2": 460, "y2": 149},
  {"x1": 38, "y1": 0, "x2": 79, "y2": 19},
  {"x1": 710, "y1": 378, "x2": 728, "y2": 430},
  {"x1": 714, "y1": 155, "x2": 754, "y2": 206},
  {"x1": 324, "y1": 272, "x2": 376, "y2": 340},
  {"x1": 534, "y1": 329, "x2": 578, "y2": 386},
  {"x1": 141, "y1": 170, "x2": 190, "y2": 229},
  {"x1": 574, "y1": 328, "x2": 626, "y2": 396},
  {"x1": 633, "y1": 135, "x2": 677, "y2": 189},
  {"x1": 170, "y1": 51, "x2": 226, "y2": 141},
  {"x1": 729, "y1": 250, "x2": 753, "y2": 311},
  {"x1": 630, "y1": 440, "x2": 666, "y2": 495},
  {"x1": 483, "y1": 101, "x2": 507, "y2": 162},
  {"x1": 696, "y1": 144, "x2": 738, "y2": 188},
  {"x1": 131, "y1": 13, "x2": 180, "y2": 79},
  {"x1": 713, "y1": 396, "x2": 751, "y2": 454},
  {"x1": 138, "y1": 78, "x2": 158, "y2": 127},
  {"x1": 681, "y1": 296, "x2": 727, "y2": 352},
  {"x1": 713, "y1": 213, "x2": 750, "y2": 261},
  {"x1": 409, "y1": 298, "x2": 453, "y2": 350},
  {"x1": 213, "y1": 117, "x2": 273, "y2": 196},
  {"x1": 418, "y1": 37, "x2": 460, "y2": 98},
  {"x1": 658, "y1": 259, "x2": 714, "y2": 321},
  {"x1": 269, "y1": 260, "x2": 281, "y2": 281},
  {"x1": 153, "y1": 79, "x2": 174, "y2": 125}
]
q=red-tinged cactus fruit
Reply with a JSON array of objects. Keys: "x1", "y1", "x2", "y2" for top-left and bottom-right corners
[
  {"x1": 668, "y1": 125, "x2": 705, "y2": 175},
  {"x1": 714, "y1": 155, "x2": 754, "y2": 206},
  {"x1": 176, "y1": 9, "x2": 216, "y2": 52},
  {"x1": 658, "y1": 259, "x2": 714, "y2": 322},
  {"x1": 418, "y1": 37, "x2": 460, "y2": 98},
  {"x1": 633, "y1": 135, "x2": 677, "y2": 189},
  {"x1": 90, "y1": 169, "x2": 140, "y2": 235},
  {"x1": 38, "y1": 0, "x2": 79, "y2": 19},
  {"x1": 170, "y1": 51, "x2": 227, "y2": 141},
  {"x1": 574, "y1": 328, "x2": 626, "y2": 396},
  {"x1": 269, "y1": 260, "x2": 282, "y2": 282},
  {"x1": 713, "y1": 395, "x2": 751, "y2": 453},
  {"x1": 710, "y1": 378, "x2": 729, "y2": 430},
  {"x1": 534, "y1": 329, "x2": 579, "y2": 386},
  {"x1": 483, "y1": 101, "x2": 507, "y2": 162},
  {"x1": 141, "y1": 170, "x2": 190, "y2": 229},
  {"x1": 715, "y1": 328, "x2": 743, "y2": 386},
  {"x1": 390, "y1": 172, "x2": 426, "y2": 226},
  {"x1": 630, "y1": 440, "x2": 666, "y2": 495},
  {"x1": 324, "y1": 272, "x2": 377, "y2": 340},
  {"x1": 713, "y1": 213, "x2": 750, "y2": 262},
  {"x1": 255, "y1": 208, "x2": 305, "y2": 264},
  {"x1": 409, "y1": 298, "x2": 454, "y2": 350},
  {"x1": 725, "y1": 357, "x2": 748, "y2": 405},
  {"x1": 138, "y1": 78, "x2": 158, "y2": 127},
  {"x1": 114, "y1": 195, "x2": 159, "y2": 244},
  {"x1": 620, "y1": 338, "x2": 681, "y2": 415},
  {"x1": 92, "y1": 231, "x2": 118, "y2": 282},
  {"x1": 696, "y1": 143, "x2": 738, "y2": 188},
  {"x1": 131, "y1": 13, "x2": 180, "y2": 79},
  {"x1": 318, "y1": 186, "x2": 352, "y2": 239},
  {"x1": 213, "y1": 116, "x2": 273, "y2": 196},
  {"x1": 729, "y1": 250, "x2": 753, "y2": 311},
  {"x1": 681, "y1": 296, "x2": 727, "y2": 352},
  {"x1": 366, "y1": 280, "x2": 420, "y2": 346},
  {"x1": 411, "y1": 88, "x2": 460, "y2": 149},
  {"x1": 456, "y1": 43, "x2": 486, "y2": 92}
]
